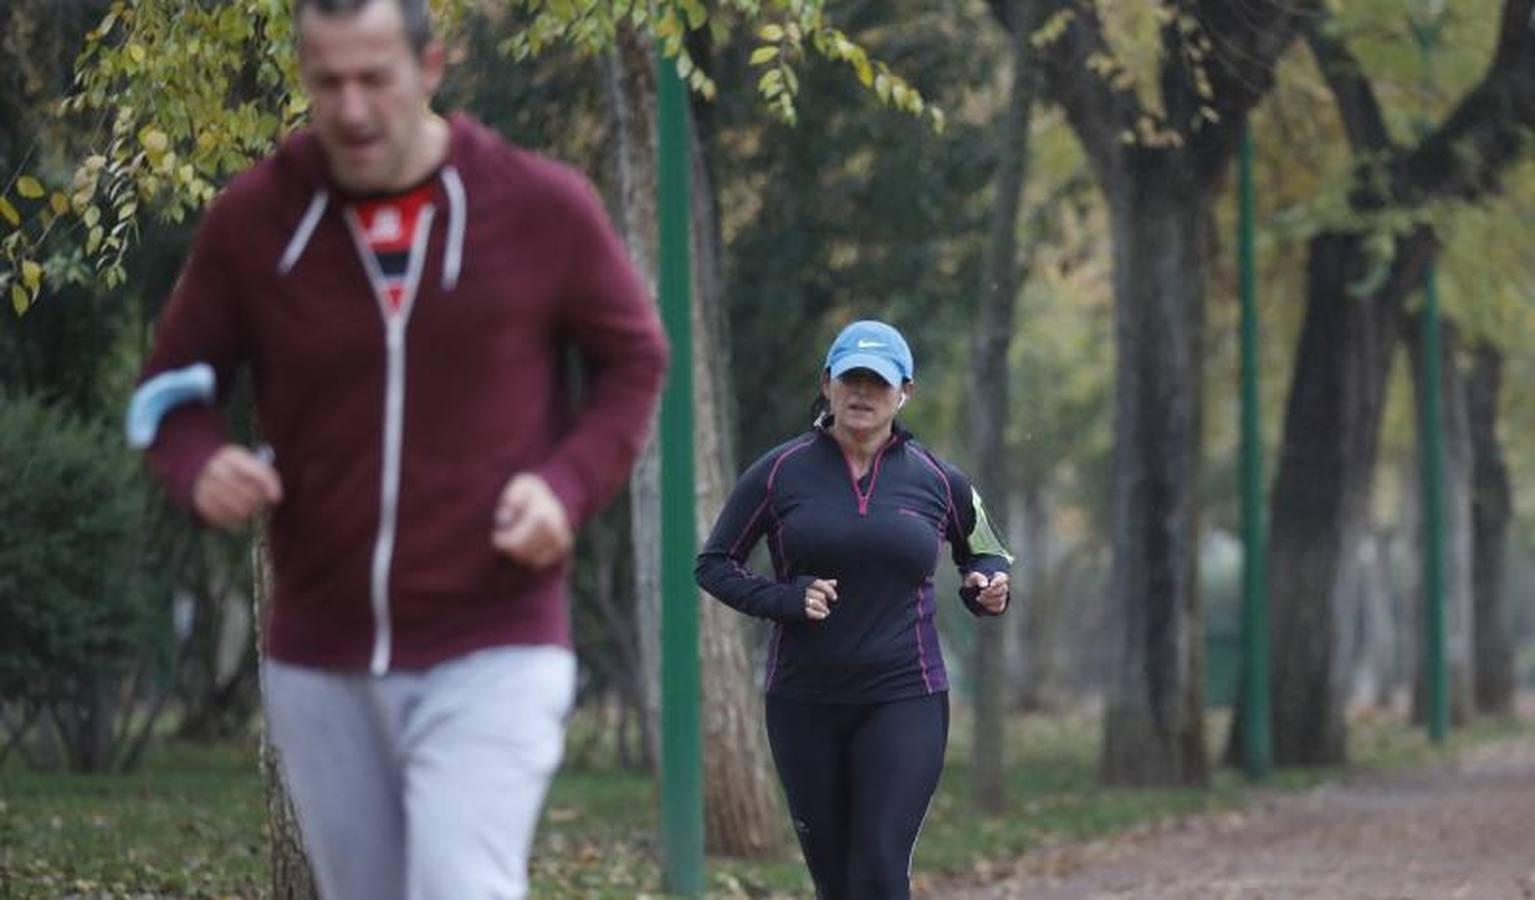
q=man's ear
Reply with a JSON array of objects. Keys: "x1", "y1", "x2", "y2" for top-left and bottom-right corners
[{"x1": 420, "y1": 40, "x2": 447, "y2": 95}]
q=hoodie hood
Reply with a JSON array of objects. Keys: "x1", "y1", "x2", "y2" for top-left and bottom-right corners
[{"x1": 273, "y1": 114, "x2": 472, "y2": 290}]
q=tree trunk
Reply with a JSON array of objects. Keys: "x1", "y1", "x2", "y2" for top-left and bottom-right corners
[
  {"x1": 605, "y1": 28, "x2": 663, "y2": 774},
  {"x1": 253, "y1": 536, "x2": 319, "y2": 900},
  {"x1": 1227, "y1": 230, "x2": 1427, "y2": 768},
  {"x1": 1247, "y1": 0, "x2": 1535, "y2": 762},
  {"x1": 1023, "y1": 0, "x2": 1307, "y2": 786},
  {"x1": 1467, "y1": 343, "x2": 1515, "y2": 715},
  {"x1": 969, "y1": 0, "x2": 1043, "y2": 814},
  {"x1": 1098, "y1": 159, "x2": 1209, "y2": 788},
  {"x1": 1407, "y1": 316, "x2": 1475, "y2": 727},
  {"x1": 607, "y1": 28, "x2": 781, "y2": 856},
  {"x1": 1015, "y1": 485, "x2": 1064, "y2": 711},
  {"x1": 690, "y1": 78, "x2": 783, "y2": 859},
  {"x1": 1347, "y1": 532, "x2": 1400, "y2": 709}
]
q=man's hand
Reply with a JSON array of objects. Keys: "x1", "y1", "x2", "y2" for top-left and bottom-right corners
[
  {"x1": 193, "y1": 445, "x2": 283, "y2": 528},
  {"x1": 492, "y1": 473, "x2": 574, "y2": 568},
  {"x1": 964, "y1": 571, "x2": 1009, "y2": 614}
]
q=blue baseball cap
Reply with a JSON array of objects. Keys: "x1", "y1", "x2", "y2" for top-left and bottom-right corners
[{"x1": 825, "y1": 320, "x2": 914, "y2": 386}]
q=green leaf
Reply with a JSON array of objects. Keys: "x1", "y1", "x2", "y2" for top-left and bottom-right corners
[
  {"x1": 17, "y1": 177, "x2": 45, "y2": 199},
  {"x1": 758, "y1": 24, "x2": 784, "y2": 42},
  {"x1": 0, "y1": 196, "x2": 18, "y2": 227},
  {"x1": 20, "y1": 260, "x2": 42, "y2": 292},
  {"x1": 749, "y1": 46, "x2": 778, "y2": 66},
  {"x1": 10, "y1": 284, "x2": 28, "y2": 315},
  {"x1": 758, "y1": 69, "x2": 783, "y2": 96}
]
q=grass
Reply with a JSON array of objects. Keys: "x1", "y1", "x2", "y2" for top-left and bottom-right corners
[{"x1": 1, "y1": 704, "x2": 1529, "y2": 899}]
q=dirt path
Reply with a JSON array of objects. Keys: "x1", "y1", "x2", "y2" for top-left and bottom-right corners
[{"x1": 930, "y1": 736, "x2": 1535, "y2": 899}]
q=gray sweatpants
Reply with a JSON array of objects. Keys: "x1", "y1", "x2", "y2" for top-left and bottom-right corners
[{"x1": 262, "y1": 646, "x2": 576, "y2": 900}]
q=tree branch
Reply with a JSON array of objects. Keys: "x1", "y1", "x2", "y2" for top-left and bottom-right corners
[
  {"x1": 1305, "y1": 18, "x2": 1393, "y2": 155},
  {"x1": 1181, "y1": 0, "x2": 1318, "y2": 178},
  {"x1": 1028, "y1": 1, "x2": 1143, "y2": 184},
  {"x1": 1397, "y1": 0, "x2": 1535, "y2": 205}
]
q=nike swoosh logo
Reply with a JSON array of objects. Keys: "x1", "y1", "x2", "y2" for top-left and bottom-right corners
[{"x1": 856, "y1": 340, "x2": 886, "y2": 349}]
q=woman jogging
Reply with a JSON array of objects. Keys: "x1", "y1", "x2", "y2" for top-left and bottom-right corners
[{"x1": 695, "y1": 319, "x2": 1013, "y2": 900}]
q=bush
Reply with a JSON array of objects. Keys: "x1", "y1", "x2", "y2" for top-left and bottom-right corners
[{"x1": 0, "y1": 393, "x2": 172, "y2": 772}]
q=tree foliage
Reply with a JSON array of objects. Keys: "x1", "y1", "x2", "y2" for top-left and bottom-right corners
[{"x1": 0, "y1": 0, "x2": 941, "y2": 315}]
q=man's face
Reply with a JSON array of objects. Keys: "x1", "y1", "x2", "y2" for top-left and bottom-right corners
[{"x1": 297, "y1": 0, "x2": 443, "y2": 194}]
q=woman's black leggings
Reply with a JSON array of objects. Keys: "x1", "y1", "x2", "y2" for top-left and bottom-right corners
[{"x1": 764, "y1": 692, "x2": 949, "y2": 900}]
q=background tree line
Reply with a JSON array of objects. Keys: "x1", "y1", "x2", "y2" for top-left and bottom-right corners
[{"x1": 2, "y1": 0, "x2": 1533, "y2": 892}]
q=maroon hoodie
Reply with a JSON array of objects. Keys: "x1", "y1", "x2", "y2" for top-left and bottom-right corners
[{"x1": 142, "y1": 114, "x2": 667, "y2": 673}]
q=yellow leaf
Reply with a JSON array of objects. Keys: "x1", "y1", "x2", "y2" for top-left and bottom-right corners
[
  {"x1": 749, "y1": 46, "x2": 778, "y2": 66},
  {"x1": 17, "y1": 176, "x2": 44, "y2": 199},
  {"x1": 140, "y1": 128, "x2": 169, "y2": 155},
  {"x1": 854, "y1": 56, "x2": 873, "y2": 88},
  {"x1": 50, "y1": 193, "x2": 69, "y2": 215},
  {"x1": 128, "y1": 43, "x2": 146, "y2": 64},
  {"x1": 0, "y1": 196, "x2": 18, "y2": 227},
  {"x1": 758, "y1": 24, "x2": 784, "y2": 42},
  {"x1": 11, "y1": 284, "x2": 28, "y2": 315},
  {"x1": 21, "y1": 260, "x2": 42, "y2": 291}
]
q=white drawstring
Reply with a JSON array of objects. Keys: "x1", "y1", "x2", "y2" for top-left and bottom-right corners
[
  {"x1": 278, "y1": 190, "x2": 329, "y2": 274},
  {"x1": 440, "y1": 166, "x2": 466, "y2": 291}
]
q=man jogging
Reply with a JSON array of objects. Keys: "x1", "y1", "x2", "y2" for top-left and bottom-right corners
[{"x1": 132, "y1": 1, "x2": 666, "y2": 897}]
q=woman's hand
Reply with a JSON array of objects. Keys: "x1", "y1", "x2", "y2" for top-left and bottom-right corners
[
  {"x1": 964, "y1": 571, "x2": 1009, "y2": 614},
  {"x1": 805, "y1": 578, "x2": 839, "y2": 620}
]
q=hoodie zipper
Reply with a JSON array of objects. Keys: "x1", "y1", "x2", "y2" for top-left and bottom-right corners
[{"x1": 345, "y1": 204, "x2": 435, "y2": 676}]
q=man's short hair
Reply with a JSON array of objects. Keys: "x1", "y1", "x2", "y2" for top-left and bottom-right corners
[{"x1": 294, "y1": 0, "x2": 433, "y2": 55}]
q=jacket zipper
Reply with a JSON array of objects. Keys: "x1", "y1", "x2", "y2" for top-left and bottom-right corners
[
  {"x1": 839, "y1": 433, "x2": 895, "y2": 516},
  {"x1": 345, "y1": 204, "x2": 436, "y2": 675}
]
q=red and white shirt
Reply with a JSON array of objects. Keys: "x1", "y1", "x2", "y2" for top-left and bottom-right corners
[{"x1": 351, "y1": 183, "x2": 435, "y2": 312}]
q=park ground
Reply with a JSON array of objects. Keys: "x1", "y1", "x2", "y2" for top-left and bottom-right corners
[
  {"x1": 928, "y1": 719, "x2": 1535, "y2": 899},
  {"x1": 2, "y1": 701, "x2": 1532, "y2": 899}
]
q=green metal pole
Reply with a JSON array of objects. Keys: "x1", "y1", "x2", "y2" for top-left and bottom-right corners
[
  {"x1": 657, "y1": 51, "x2": 705, "y2": 896},
  {"x1": 1237, "y1": 125, "x2": 1272, "y2": 779},
  {"x1": 1410, "y1": 2, "x2": 1449, "y2": 744},
  {"x1": 1419, "y1": 263, "x2": 1450, "y2": 743}
]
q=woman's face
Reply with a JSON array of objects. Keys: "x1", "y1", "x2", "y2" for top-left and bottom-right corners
[{"x1": 822, "y1": 368, "x2": 910, "y2": 434}]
